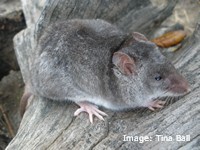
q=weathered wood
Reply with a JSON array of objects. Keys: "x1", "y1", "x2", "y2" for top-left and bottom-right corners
[
  {"x1": 35, "y1": 0, "x2": 177, "y2": 40},
  {"x1": 6, "y1": 0, "x2": 200, "y2": 149}
]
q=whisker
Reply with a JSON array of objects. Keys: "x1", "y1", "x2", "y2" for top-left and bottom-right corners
[
  {"x1": 170, "y1": 97, "x2": 174, "y2": 105},
  {"x1": 166, "y1": 97, "x2": 170, "y2": 106}
]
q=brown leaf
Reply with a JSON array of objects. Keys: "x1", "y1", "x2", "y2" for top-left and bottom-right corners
[{"x1": 151, "y1": 30, "x2": 187, "y2": 48}]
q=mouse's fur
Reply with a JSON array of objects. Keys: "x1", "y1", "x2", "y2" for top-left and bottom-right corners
[{"x1": 21, "y1": 19, "x2": 189, "y2": 115}]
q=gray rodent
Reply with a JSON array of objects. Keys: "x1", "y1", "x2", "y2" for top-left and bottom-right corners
[{"x1": 20, "y1": 19, "x2": 190, "y2": 123}]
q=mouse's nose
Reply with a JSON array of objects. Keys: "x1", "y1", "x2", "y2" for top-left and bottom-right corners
[
  {"x1": 172, "y1": 80, "x2": 190, "y2": 94},
  {"x1": 168, "y1": 74, "x2": 191, "y2": 95}
]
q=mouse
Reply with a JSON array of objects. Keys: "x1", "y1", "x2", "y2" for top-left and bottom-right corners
[{"x1": 20, "y1": 19, "x2": 190, "y2": 123}]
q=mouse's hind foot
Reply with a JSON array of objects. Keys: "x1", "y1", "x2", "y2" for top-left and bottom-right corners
[{"x1": 74, "y1": 101, "x2": 108, "y2": 124}]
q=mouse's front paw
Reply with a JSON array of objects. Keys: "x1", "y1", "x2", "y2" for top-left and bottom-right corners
[
  {"x1": 148, "y1": 100, "x2": 166, "y2": 111},
  {"x1": 74, "y1": 101, "x2": 108, "y2": 124}
]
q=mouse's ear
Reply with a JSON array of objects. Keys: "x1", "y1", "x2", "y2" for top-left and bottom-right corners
[
  {"x1": 112, "y1": 52, "x2": 136, "y2": 76},
  {"x1": 132, "y1": 32, "x2": 148, "y2": 42}
]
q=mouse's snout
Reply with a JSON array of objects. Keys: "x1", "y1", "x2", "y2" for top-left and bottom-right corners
[
  {"x1": 168, "y1": 74, "x2": 191, "y2": 95},
  {"x1": 171, "y1": 80, "x2": 190, "y2": 94}
]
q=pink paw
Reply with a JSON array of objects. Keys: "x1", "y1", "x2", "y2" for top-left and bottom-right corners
[
  {"x1": 74, "y1": 101, "x2": 108, "y2": 124},
  {"x1": 148, "y1": 100, "x2": 166, "y2": 111}
]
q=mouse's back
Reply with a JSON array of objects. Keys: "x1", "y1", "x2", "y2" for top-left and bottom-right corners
[{"x1": 31, "y1": 19, "x2": 126, "y2": 100}]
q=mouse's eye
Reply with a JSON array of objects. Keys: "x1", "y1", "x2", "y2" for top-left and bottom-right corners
[{"x1": 155, "y1": 75, "x2": 162, "y2": 81}]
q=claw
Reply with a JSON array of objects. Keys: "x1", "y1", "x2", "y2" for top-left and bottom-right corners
[
  {"x1": 74, "y1": 101, "x2": 107, "y2": 123},
  {"x1": 74, "y1": 108, "x2": 84, "y2": 116},
  {"x1": 148, "y1": 106, "x2": 155, "y2": 111},
  {"x1": 89, "y1": 112, "x2": 93, "y2": 124}
]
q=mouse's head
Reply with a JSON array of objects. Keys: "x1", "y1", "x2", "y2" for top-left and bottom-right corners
[{"x1": 112, "y1": 32, "x2": 190, "y2": 107}]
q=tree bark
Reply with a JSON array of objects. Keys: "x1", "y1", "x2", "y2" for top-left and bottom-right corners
[{"x1": 6, "y1": 0, "x2": 200, "y2": 149}]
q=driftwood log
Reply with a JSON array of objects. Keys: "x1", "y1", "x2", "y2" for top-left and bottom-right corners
[{"x1": 6, "y1": 0, "x2": 200, "y2": 149}]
